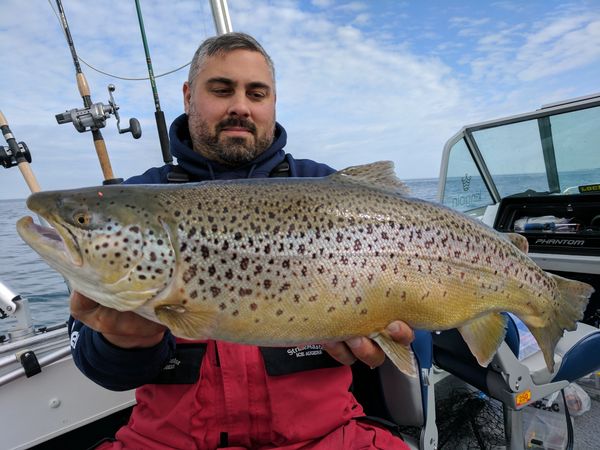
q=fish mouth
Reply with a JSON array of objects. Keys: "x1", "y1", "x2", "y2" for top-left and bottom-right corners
[{"x1": 16, "y1": 216, "x2": 83, "y2": 267}]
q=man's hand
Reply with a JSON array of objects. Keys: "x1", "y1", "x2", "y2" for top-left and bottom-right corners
[
  {"x1": 70, "y1": 291, "x2": 166, "y2": 349},
  {"x1": 323, "y1": 321, "x2": 414, "y2": 368}
]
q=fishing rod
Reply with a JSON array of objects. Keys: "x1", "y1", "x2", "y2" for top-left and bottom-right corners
[
  {"x1": 134, "y1": 0, "x2": 171, "y2": 165},
  {"x1": 1, "y1": 109, "x2": 51, "y2": 331},
  {"x1": 53, "y1": 0, "x2": 141, "y2": 185},
  {"x1": 131, "y1": 0, "x2": 232, "y2": 165},
  {"x1": 0, "y1": 110, "x2": 41, "y2": 193}
]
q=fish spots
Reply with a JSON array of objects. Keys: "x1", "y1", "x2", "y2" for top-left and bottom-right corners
[
  {"x1": 239, "y1": 287, "x2": 253, "y2": 297},
  {"x1": 200, "y1": 245, "x2": 209, "y2": 259},
  {"x1": 183, "y1": 265, "x2": 198, "y2": 283}
]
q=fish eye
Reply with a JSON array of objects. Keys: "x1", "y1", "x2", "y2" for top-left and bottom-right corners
[{"x1": 73, "y1": 212, "x2": 91, "y2": 227}]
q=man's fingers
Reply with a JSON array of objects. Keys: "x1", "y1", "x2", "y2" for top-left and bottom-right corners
[
  {"x1": 70, "y1": 291, "x2": 100, "y2": 318},
  {"x1": 323, "y1": 321, "x2": 415, "y2": 369},
  {"x1": 386, "y1": 321, "x2": 414, "y2": 346},
  {"x1": 323, "y1": 338, "x2": 386, "y2": 368},
  {"x1": 322, "y1": 341, "x2": 357, "y2": 366},
  {"x1": 346, "y1": 337, "x2": 386, "y2": 368}
]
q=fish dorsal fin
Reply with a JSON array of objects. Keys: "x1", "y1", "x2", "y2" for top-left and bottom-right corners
[
  {"x1": 458, "y1": 312, "x2": 508, "y2": 367},
  {"x1": 503, "y1": 232, "x2": 529, "y2": 253},
  {"x1": 331, "y1": 161, "x2": 411, "y2": 195}
]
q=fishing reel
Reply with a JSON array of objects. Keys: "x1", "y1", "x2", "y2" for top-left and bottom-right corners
[
  {"x1": 0, "y1": 141, "x2": 32, "y2": 169},
  {"x1": 55, "y1": 84, "x2": 142, "y2": 139}
]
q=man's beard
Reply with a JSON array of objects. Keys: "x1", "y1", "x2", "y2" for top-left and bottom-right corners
[{"x1": 188, "y1": 110, "x2": 275, "y2": 166}]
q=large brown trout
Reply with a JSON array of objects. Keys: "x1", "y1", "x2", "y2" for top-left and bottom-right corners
[{"x1": 17, "y1": 162, "x2": 593, "y2": 376}]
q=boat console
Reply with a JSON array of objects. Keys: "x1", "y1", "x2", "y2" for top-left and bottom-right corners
[{"x1": 494, "y1": 192, "x2": 600, "y2": 327}]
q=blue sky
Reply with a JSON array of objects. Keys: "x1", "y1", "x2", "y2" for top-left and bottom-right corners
[{"x1": 0, "y1": 0, "x2": 599, "y2": 200}]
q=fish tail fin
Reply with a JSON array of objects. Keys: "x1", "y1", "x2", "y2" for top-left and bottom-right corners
[{"x1": 529, "y1": 273, "x2": 594, "y2": 372}]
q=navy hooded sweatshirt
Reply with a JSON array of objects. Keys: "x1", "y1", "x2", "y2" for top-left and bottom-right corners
[{"x1": 69, "y1": 114, "x2": 335, "y2": 390}]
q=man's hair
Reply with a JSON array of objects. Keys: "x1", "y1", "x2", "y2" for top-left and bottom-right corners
[{"x1": 187, "y1": 32, "x2": 275, "y2": 87}]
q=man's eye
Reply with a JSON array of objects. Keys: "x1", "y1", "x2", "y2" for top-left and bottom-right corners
[
  {"x1": 249, "y1": 91, "x2": 266, "y2": 100},
  {"x1": 212, "y1": 88, "x2": 232, "y2": 95}
]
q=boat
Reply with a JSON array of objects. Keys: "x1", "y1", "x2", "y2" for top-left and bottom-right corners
[
  {"x1": 2, "y1": 1, "x2": 600, "y2": 449},
  {"x1": 433, "y1": 92, "x2": 600, "y2": 449}
]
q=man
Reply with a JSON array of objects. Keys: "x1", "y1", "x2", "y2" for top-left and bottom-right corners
[{"x1": 70, "y1": 32, "x2": 414, "y2": 449}]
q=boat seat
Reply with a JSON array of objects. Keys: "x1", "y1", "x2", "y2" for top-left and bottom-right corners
[
  {"x1": 432, "y1": 315, "x2": 600, "y2": 449},
  {"x1": 351, "y1": 330, "x2": 438, "y2": 450}
]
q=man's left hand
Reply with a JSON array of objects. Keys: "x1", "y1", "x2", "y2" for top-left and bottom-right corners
[{"x1": 323, "y1": 321, "x2": 414, "y2": 368}]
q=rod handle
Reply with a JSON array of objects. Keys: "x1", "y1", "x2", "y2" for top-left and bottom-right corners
[
  {"x1": 18, "y1": 162, "x2": 42, "y2": 193},
  {"x1": 92, "y1": 130, "x2": 117, "y2": 181},
  {"x1": 155, "y1": 111, "x2": 172, "y2": 164},
  {"x1": 76, "y1": 72, "x2": 91, "y2": 98}
]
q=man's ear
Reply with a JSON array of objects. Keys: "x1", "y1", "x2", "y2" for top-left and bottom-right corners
[{"x1": 183, "y1": 82, "x2": 191, "y2": 114}]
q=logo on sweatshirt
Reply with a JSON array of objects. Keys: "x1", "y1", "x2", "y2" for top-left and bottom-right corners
[
  {"x1": 70, "y1": 331, "x2": 79, "y2": 349},
  {"x1": 286, "y1": 344, "x2": 324, "y2": 358}
]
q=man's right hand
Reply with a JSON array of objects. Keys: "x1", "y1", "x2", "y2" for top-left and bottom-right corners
[{"x1": 70, "y1": 291, "x2": 166, "y2": 349}]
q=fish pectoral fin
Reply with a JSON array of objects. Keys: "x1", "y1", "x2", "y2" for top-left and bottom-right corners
[
  {"x1": 372, "y1": 333, "x2": 418, "y2": 378},
  {"x1": 503, "y1": 232, "x2": 529, "y2": 253},
  {"x1": 458, "y1": 312, "x2": 508, "y2": 367},
  {"x1": 154, "y1": 303, "x2": 216, "y2": 340}
]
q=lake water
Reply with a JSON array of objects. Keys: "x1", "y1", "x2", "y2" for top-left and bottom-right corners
[{"x1": 0, "y1": 179, "x2": 440, "y2": 335}]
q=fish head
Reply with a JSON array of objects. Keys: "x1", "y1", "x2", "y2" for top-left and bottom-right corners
[{"x1": 16, "y1": 186, "x2": 177, "y2": 311}]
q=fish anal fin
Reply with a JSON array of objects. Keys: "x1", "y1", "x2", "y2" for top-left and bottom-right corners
[
  {"x1": 527, "y1": 326, "x2": 558, "y2": 373},
  {"x1": 504, "y1": 232, "x2": 529, "y2": 253},
  {"x1": 331, "y1": 161, "x2": 411, "y2": 196},
  {"x1": 372, "y1": 333, "x2": 418, "y2": 378},
  {"x1": 458, "y1": 312, "x2": 508, "y2": 367},
  {"x1": 155, "y1": 303, "x2": 216, "y2": 340}
]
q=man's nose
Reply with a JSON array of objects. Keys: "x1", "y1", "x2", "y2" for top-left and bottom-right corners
[{"x1": 226, "y1": 93, "x2": 251, "y2": 117}]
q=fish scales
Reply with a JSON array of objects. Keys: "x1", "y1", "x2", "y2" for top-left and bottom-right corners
[
  {"x1": 17, "y1": 161, "x2": 594, "y2": 376},
  {"x1": 159, "y1": 179, "x2": 549, "y2": 339}
]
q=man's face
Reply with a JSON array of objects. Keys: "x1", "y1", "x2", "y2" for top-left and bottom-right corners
[{"x1": 183, "y1": 49, "x2": 276, "y2": 166}]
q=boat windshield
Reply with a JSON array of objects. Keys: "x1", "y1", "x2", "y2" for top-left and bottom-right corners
[{"x1": 438, "y1": 95, "x2": 600, "y2": 215}]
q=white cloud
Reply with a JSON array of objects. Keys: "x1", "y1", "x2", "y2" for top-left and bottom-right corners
[{"x1": 464, "y1": 10, "x2": 600, "y2": 85}]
